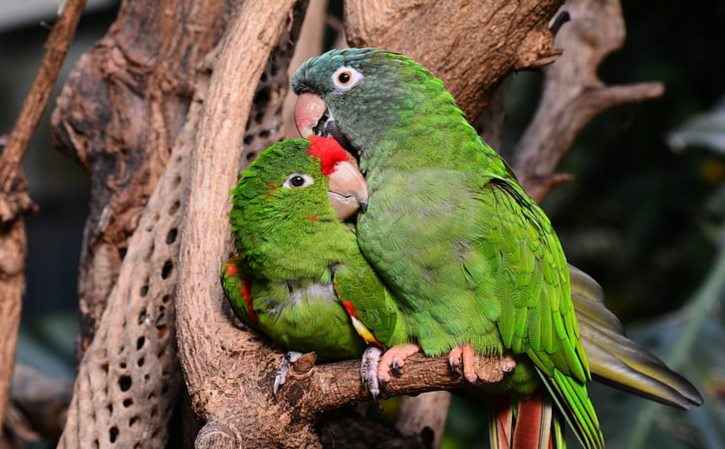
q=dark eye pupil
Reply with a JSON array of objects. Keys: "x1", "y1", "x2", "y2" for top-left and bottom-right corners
[
  {"x1": 290, "y1": 175, "x2": 305, "y2": 187},
  {"x1": 338, "y1": 72, "x2": 351, "y2": 83}
]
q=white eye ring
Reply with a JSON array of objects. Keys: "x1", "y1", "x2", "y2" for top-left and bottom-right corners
[
  {"x1": 331, "y1": 66, "x2": 364, "y2": 92},
  {"x1": 282, "y1": 173, "x2": 315, "y2": 189}
]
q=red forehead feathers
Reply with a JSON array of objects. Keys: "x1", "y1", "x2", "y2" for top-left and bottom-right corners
[{"x1": 307, "y1": 135, "x2": 349, "y2": 176}]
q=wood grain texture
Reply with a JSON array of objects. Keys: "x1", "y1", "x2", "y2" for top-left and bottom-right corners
[{"x1": 51, "y1": 0, "x2": 233, "y2": 352}]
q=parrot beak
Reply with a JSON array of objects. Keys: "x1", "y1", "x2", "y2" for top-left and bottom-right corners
[
  {"x1": 295, "y1": 93, "x2": 357, "y2": 157},
  {"x1": 327, "y1": 160, "x2": 368, "y2": 220},
  {"x1": 295, "y1": 93, "x2": 327, "y2": 138}
]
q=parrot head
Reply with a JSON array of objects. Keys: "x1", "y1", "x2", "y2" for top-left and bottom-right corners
[
  {"x1": 231, "y1": 137, "x2": 368, "y2": 229},
  {"x1": 292, "y1": 48, "x2": 454, "y2": 167}
]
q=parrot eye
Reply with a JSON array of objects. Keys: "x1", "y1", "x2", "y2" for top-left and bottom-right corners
[
  {"x1": 331, "y1": 66, "x2": 363, "y2": 92},
  {"x1": 282, "y1": 173, "x2": 314, "y2": 189}
]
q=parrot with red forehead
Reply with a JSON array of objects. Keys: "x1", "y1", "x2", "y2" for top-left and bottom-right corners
[
  {"x1": 221, "y1": 137, "x2": 407, "y2": 394},
  {"x1": 291, "y1": 48, "x2": 702, "y2": 449}
]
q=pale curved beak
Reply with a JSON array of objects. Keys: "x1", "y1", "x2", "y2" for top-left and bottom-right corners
[
  {"x1": 295, "y1": 93, "x2": 327, "y2": 138},
  {"x1": 327, "y1": 160, "x2": 368, "y2": 220}
]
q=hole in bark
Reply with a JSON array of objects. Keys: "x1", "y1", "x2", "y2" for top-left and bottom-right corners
[
  {"x1": 421, "y1": 427, "x2": 434, "y2": 445},
  {"x1": 138, "y1": 309, "x2": 147, "y2": 325},
  {"x1": 259, "y1": 130, "x2": 270, "y2": 139},
  {"x1": 254, "y1": 111, "x2": 264, "y2": 124},
  {"x1": 140, "y1": 285, "x2": 149, "y2": 297},
  {"x1": 123, "y1": 398, "x2": 133, "y2": 408},
  {"x1": 244, "y1": 135, "x2": 254, "y2": 145},
  {"x1": 120, "y1": 362, "x2": 127, "y2": 369},
  {"x1": 166, "y1": 228, "x2": 178, "y2": 244},
  {"x1": 101, "y1": 363, "x2": 109, "y2": 373},
  {"x1": 109, "y1": 426, "x2": 119, "y2": 443},
  {"x1": 137, "y1": 357, "x2": 145, "y2": 367},
  {"x1": 173, "y1": 175, "x2": 181, "y2": 187},
  {"x1": 253, "y1": 87, "x2": 270, "y2": 106},
  {"x1": 118, "y1": 246, "x2": 127, "y2": 260},
  {"x1": 119, "y1": 375, "x2": 132, "y2": 392},
  {"x1": 130, "y1": 416, "x2": 139, "y2": 427},
  {"x1": 157, "y1": 326, "x2": 168, "y2": 340},
  {"x1": 260, "y1": 72, "x2": 267, "y2": 83},
  {"x1": 148, "y1": 392, "x2": 156, "y2": 401},
  {"x1": 169, "y1": 200, "x2": 180, "y2": 216},
  {"x1": 107, "y1": 403, "x2": 113, "y2": 415},
  {"x1": 93, "y1": 440, "x2": 99, "y2": 449},
  {"x1": 136, "y1": 336, "x2": 145, "y2": 350},
  {"x1": 161, "y1": 260, "x2": 173, "y2": 279},
  {"x1": 246, "y1": 151, "x2": 257, "y2": 162}
]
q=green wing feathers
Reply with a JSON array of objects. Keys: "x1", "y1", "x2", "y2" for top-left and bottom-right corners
[
  {"x1": 478, "y1": 177, "x2": 589, "y2": 382},
  {"x1": 570, "y1": 265, "x2": 703, "y2": 409}
]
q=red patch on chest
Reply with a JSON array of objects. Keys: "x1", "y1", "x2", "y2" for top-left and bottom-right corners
[
  {"x1": 308, "y1": 215, "x2": 318, "y2": 222},
  {"x1": 241, "y1": 278, "x2": 258, "y2": 324},
  {"x1": 307, "y1": 135, "x2": 349, "y2": 176}
]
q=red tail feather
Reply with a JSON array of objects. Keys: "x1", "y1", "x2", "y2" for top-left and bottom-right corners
[{"x1": 512, "y1": 390, "x2": 553, "y2": 449}]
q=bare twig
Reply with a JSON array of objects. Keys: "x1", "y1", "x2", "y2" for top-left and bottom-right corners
[
  {"x1": 512, "y1": 0, "x2": 664, "y2": 200},
  {"x1": 4, "y1": 364, "x2": 72, "y2": 441},
  {"x1": 0, "y1": 0, "x2": 86, "y2": 433}
]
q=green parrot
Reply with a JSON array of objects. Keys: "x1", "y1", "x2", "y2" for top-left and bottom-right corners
[
  {"x1": 220, "y1": 137, "x2": 407, "y2": 394},
  {"x1": 291, "y1": 48, "x2": 702, "y2": 449}
]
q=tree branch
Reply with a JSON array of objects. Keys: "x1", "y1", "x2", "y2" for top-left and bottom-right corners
[
  {"x1": 512, "y1": 0, "x2": 665, "y2": 201},
  {"x1": 344, "y1": 0, "x2": 564, "y2": 119},
  {"x1": 0, "y1": 0, "x2": 86, "y2": 433}
]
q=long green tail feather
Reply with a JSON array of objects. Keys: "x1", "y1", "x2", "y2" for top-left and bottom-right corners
[
  {"x1": 536, "y1": 368, "x2": 604, "y2": 449},
  {"x1": 570, "y1": 265, "x2": 703, "y2": 409}
]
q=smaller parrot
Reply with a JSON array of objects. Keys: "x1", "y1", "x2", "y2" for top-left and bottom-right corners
[{"x1": 221, "y1": 137, "x2": 407, "y2": 394}]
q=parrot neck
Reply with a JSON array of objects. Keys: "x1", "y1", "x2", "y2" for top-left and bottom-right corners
[
  {"x1": 236, "y1": 218, "x2": 359, "y2": 284},
  {"x1": 341, "y1": 84, "x2": 508, "y2": 182}
]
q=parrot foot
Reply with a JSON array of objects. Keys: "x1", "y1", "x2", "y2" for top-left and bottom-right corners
[
  {"x1": 361, "y1": 346, "x2": 383, "y2": 402},
  {"x1": 273, "y1": 351, "x2": 303, "y2": 396},
  {"x1": 377, "y1": 343, "x2": 421, "y2": 385},
  {"x1": 448, "y1": 344, "x2": 516, "y2": 384}
]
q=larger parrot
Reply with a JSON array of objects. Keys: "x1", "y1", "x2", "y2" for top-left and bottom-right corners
[{"x1": 291, "y1": 48, "x2": 702, "y2": 449}]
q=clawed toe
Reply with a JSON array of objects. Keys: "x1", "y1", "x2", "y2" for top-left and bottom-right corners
[
  {"x1": 448, "y1": 345, "x2": 516, "y2": 385},
  {"x1": 273, "y1": 351, "x2": 303, "y2": 396},
  {"x1": 377, "y1": 343, "x2": 421, "y2": 384}
]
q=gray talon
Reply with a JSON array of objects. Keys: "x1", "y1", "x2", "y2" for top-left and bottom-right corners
[
  {"x1": 391, "y1": 360, "x2": 401, "y2": 376},
  {"x1": 361, "y1": 346, "x2": 383, "y2": 402},
  {"x1": 274, "y1": 351, "x2": 303, "y2": 396},
  {"x1": 448, "y1": 359, "x2": 460, "y2": 376}
]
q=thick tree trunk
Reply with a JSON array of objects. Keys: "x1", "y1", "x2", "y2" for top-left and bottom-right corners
[{"x1": 52, "y1": 0, "x2": 234, "y2": 353}]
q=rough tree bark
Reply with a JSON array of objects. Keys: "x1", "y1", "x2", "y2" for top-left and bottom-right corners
[
  {"x1": 0, "y1": 0, "x2": 86, "y2": 434},
  {"x1": 52, "y1": 0, "x2": 234, "y2": 353}
]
